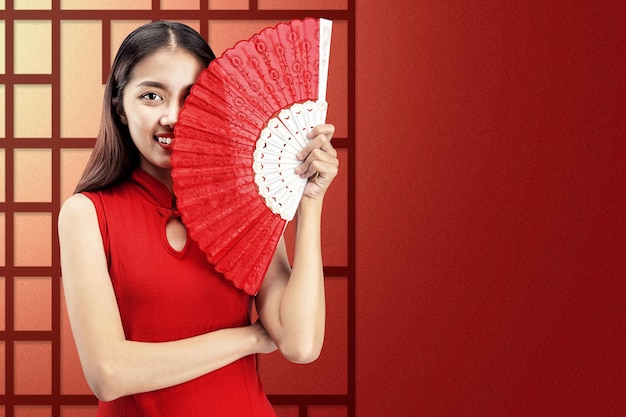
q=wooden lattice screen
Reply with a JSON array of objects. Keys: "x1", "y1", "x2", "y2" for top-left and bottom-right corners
[{"x1": 0, "y1": 1, "x2": 355, "y2": 416}]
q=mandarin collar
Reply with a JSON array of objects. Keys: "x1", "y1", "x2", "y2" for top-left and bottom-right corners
[{"x1": 130, "y1": 169, "x2": 177, "y2": 214}]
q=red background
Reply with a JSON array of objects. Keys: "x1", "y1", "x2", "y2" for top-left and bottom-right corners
[{"x1": 355, "y1": 1, "x2": 625, "y2": 416}]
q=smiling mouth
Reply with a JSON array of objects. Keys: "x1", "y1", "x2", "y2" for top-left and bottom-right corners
[{"x1": 155, "y1": 135, "x2": 174, "y2": 145}]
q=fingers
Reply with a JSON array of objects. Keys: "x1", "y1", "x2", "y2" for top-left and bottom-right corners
[
  {"x1": 296, "y1": 124, "x2": 336, "y2": 161},
  {"x1": 308, "y1": 123, "x2": 336, "y2": 140},
  {"x1": 295, "y1": 148, "x2": 339, "y2": 178},
  {"x1": 251, "y1": 321, "x2": 278, "y2": 354},
  {"x1": 295, "y1": 124, "x2": 338, "y2": 179}
]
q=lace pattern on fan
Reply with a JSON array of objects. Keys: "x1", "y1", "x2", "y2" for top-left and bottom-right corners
[
  {"x1": 253, "y1": 100, "x2": 327, "y2": 221},
  {"x1": 171, "y1": 18, "x2": 333, "y2": 295}
]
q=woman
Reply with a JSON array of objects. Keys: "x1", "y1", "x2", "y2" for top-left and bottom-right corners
[{"x1": 58, "y1": 21, "x2": 338, "y2": 416}]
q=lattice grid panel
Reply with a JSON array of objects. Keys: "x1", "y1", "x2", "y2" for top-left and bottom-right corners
[{"x1": 0, "y1": 1, "x2": 355, "y2": 416}]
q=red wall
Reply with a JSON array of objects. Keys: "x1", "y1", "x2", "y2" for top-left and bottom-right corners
[{"x1": 355, "y1": 1, "x2": 625, "y2": 416}]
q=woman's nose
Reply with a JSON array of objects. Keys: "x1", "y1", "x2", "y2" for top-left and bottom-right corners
[{"x1": 160, "y1": 102, "x2": 180, "y2": 127}]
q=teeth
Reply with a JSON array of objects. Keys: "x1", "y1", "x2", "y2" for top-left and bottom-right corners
[{"x1": 156, "y1": 136, "x2": 173, "y2": 145}]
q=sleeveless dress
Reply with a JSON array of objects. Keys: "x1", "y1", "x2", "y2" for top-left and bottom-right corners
[{"x1": 83, "y1": 168, "x2": 276, "y2": 417}]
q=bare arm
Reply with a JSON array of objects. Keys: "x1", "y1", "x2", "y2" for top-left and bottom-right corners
[
  {"x1": 58, "y1": 194, "x2": 276, "y2": 401},
  {"x1": 255, "y1": 124, "x2": 338, "y2": 363}
]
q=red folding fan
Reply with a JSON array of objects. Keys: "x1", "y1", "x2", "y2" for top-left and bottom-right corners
[{"x1": 172, "y1": 18, "x2": 333, "y2": 295}]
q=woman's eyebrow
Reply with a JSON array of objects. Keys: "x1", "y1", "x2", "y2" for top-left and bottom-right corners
[
  {"x1": 136, "y1": 80, "x2": 165, "y2": 89},
  {"x1": 135, "y1": 81, "x2": 195, "y2": 92}
]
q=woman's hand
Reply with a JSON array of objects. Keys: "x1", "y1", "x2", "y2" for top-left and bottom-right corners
[
  {"x1": 250, "y1": 321, "x2": 278, "y2": 355},
  {"x1": 295, "y1": 124, "x2": 339, "y2": 200}
]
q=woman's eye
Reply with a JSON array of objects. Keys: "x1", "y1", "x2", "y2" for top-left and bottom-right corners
[{"x1": 142, "y1": 92, "x2": 162, "y2": 101}]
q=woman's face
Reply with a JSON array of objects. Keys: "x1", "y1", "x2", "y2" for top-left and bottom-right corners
[{"x1": 121, "y1": 47, "x2": 204, "y2": 181}]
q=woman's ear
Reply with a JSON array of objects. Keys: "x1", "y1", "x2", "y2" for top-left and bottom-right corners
[{"x1": 113, "y1": 97, "x2": 127, "y2": 125}]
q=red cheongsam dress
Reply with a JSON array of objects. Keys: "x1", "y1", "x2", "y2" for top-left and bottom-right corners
[{"x1": 82, "y1": 168, "x2": 276, "y2": 417}]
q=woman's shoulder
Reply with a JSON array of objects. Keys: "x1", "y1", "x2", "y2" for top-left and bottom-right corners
[
  {"x1": 59, "y1": 193, "x2": 98, "y2": 225},
  {"x1": 62, "y1": 192, "x2": 97, "y2": 210},
  {"x1": 61, "y1": 181, "x2": 126, "y2": 218}
]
